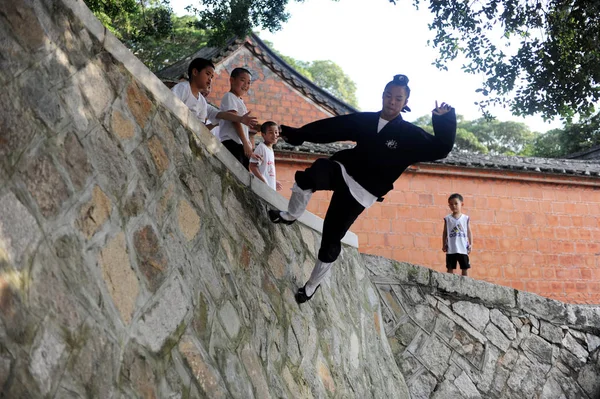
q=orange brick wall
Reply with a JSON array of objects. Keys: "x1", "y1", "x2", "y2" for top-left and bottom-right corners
[
  {"x1": 207, "y1": 46, "x2": 333, "y2": 127},
  {"x1": 203, "y1": 45, "x2": 600, "y2": 304},
  {"x1": 276, "y1": 155, "x2": 600, "y2": 305}
]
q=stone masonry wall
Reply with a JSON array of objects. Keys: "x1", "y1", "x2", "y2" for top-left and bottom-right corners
[
  {"x1": 363, "y1": 255, "x2": 600, "y2": 399},
  {"x1": 276, "y1": 156, "x2": 600, "y2": 305},
  {"x1": 0, "y1": 0, "x2": 408, "y2": 397}
]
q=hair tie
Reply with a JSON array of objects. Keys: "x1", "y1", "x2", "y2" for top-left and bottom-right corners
[{"x1": 394, "y1": 74, "x2": 409, "y2": 85}]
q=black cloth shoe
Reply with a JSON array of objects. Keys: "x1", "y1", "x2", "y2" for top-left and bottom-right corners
[
  {"x1": 268, "y1": 209, "x2": 296, "y2": 225},
  {"x1": 295, "y1": 284, "x2": 320, "y2": 304}
]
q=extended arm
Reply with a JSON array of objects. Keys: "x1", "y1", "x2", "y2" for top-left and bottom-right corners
[
  {"x1": 467, "y1": 218, "x2": 473, "y2": 253},
  {"x1": 215, "y1": 110, "x2": 257, "y2": 128},
  {"x1": 208, "y1": 104, "x2": 257, "y2": 128},
  {"x1": 409, "y1": 103, "x2": 457, "y2": 163},
  {"x1": 281, "y1": 113, "x2": 369, "y2": 146},
  {"x1": 231, "y1": 119, "x2": 253, "y2": 158},
  {"x1": 249, "y1": 163, "x2": 268, "y2": 185},
  {"x1": 431, "y1": 102, "x2": 457, "y2": 157},
  {"x1": 442, "y1": 219, "x2": 448, "y2": 252}
]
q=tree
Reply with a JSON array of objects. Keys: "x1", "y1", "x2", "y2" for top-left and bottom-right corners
[
  {"x1": 187, "y1": 0, "x2": 292, "y2": 45},
  {"x1": 85, "y1": 0, "x2": 209, "y2": 72},
  {"x1": 86, "y1": 0, "x2": 174, "y2": 45},
  {"x1": 421, "y1": 0, "x2": 600, "y2": 120},
  {"x1": 527, "y1": 129, "x2": 565, "y2": 158},
  {"x1": 530, "y1": 113, "x2": 600, "y2": 157},
  {"x1": 187, "y1": 0, "x2": 600, "y2": 120},
  {"x1": 414, "y1": 114, "x2": 538, "y2": 155},
  {"x1": 460, "y1": 119, "x2": 536, "y2": 155},
  {"x1": 130, "y1": 15, "x2": 208, "y2": 72},
  {"x1": 308, "y1": 61, "x2": 358, "y2": 108},
  {"x1": 264, "y1": 41, "x2": 359, "y2": 108},
  {"x1": 413, "y1": 115, "x2": 489, "y2": 154}
]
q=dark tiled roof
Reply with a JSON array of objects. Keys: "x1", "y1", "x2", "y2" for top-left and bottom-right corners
[
  {"x1": 566, "y1": 144, "x2": 600, "y2": 160},
  {"x1": 155, "y1": 34, "x2": 357, "y2": 116},
  {"x1": 274, "y1": 141, "x2": 600, "y2": 177}
]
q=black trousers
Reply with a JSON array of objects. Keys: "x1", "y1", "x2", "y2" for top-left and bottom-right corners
[
  {"x1": 222, "y1": 139, "x2": 250, "y2": 170},
  {"x1": 295, "y1": 158, "x2": 365, "y2": 263}
]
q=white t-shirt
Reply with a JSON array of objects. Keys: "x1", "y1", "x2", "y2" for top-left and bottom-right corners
[
  {"x1": 445, "y1": 214, "x2": 470, "y2": 254},
  {"x1": 250, "y1": 143, "x2": 276, "y2": 190},
  {"x1": 171, "y1": 81, "x2": 219, "y2": 123},
  {"x1": 218, "y1": 92, "x2": 249, "y2": 144},
  {"x1": 335, "y1": 118, "x2": 390, "y2": 209}
]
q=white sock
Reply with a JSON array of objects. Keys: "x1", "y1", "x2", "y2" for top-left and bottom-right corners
[
  {"x1": 304, "y1": 260, "x2": 333, "y2": 296},
  {"x1": 281, "y1": 183, "x2": 312, "y2": 221}
]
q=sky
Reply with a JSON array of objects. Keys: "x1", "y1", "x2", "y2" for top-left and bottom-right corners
[{"x1": 170, "y1": 0, "x2": 563, "y2": 133}]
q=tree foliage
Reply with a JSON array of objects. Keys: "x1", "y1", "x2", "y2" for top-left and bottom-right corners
[
  {"x1": 86, "y1": 0, "x2": 173, "y2": 44},
  {"x1": 85, "y1": 0, "x2": 208, "y2": 72},
  {"x1": 530, "y1": 112, "x2": 600, "y2": 157},
  {"x1": 308, "y1": 61, "x2": 358, "y2": 108},
  {"x1": 130, "y1": 15, "x2": 208, "y2": 72},
  {"x1": 413, "y1": 114, "x2": 536, "y2": 155},
  {"x1": 459, "y1": 119, "x2": 536, "y2": 155},
  {"x1": 183, "y1": 0, "x2": 600, "y2": 120},
  {"x1": 420, "y1": 0, "x2": 600, "y2": 120},
  {"x1": 186, "y1": 0, "x2": 293, "y2": 45},
  {"x1": 264, "y1": 41, "x2": 359, "y2": 108}
]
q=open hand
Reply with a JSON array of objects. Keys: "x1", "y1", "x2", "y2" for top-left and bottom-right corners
[
  {"x1": 432, "y1": 101, "x2": 452, "y2": 116},
  {"x1": 240, "y1": 111, "x2": 258, "y2": 128}
]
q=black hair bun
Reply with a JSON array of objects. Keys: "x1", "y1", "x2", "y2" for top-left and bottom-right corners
[{"x1": 393, "y1": 74, "x2": 409, "y2": 85}]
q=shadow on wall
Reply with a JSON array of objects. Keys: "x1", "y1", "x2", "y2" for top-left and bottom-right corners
[{"x1": 0, "y1": 0, "x2": 407, "y2": 397}]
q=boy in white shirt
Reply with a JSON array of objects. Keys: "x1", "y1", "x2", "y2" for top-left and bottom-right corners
[
  {"x1": 442, "y1": 193, "x2": 473, "y2": 276},
  {"x1": 170, "y1": 58, "x2": 256, "y2": 133},
  {"x1": 219, "y1": 67, "x2": 254, "y2": 169},
  {"x1": 250, "y1": 121, "x2": 282, "y2": 191}
]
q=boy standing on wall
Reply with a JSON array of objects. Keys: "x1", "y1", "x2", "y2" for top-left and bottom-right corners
[
  {"x1": 442, "y1": 193, "x2": 473, "y2": 276},
  {"x1": 250, "y1": 121, "x2": 283, "y2": 191},
  {"x1": 171, "y1": 58, "x2": 256, "y2": 132},
  {"x1": 219, "y1": 67, "x2": 254, "y2": 170}
]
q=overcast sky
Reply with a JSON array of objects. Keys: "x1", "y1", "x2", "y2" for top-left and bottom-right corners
[{"x1": 170, "y1": 0, "x2": 563, "y2": 133}]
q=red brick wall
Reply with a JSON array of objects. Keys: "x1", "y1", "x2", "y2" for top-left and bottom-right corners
[
  {"x1": 204, "y1": 44, "x2": 600, "y2": 304},
  {"x1": 207, "y1": 46, "x2": 333, "y2": 127},
  {"x1": 276, "y1": 155, "x2": 600, "y2": 305}
]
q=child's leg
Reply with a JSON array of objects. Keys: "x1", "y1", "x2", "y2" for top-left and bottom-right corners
[
  {"x1": 446, "y1": 254, "x2": 456, "y2": 274},
  {"x1": 221, "y1": 140, "x2": 245, "y2": 167},
  {"x1": 458, "y1": 254, "x2": 470, "y2": 277}
]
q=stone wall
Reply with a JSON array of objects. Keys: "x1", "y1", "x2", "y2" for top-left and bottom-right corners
[
  {"x1": 363, "y1": 255, "x2": 600, "y2": 399},
  {"x1": 0, "y1": 0, "x2": 407, "y2": 397}
]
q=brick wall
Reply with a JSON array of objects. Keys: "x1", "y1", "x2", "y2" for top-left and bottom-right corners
[
  {"x1": 207, "y1": 46, "x2": 333, "y2": 127},
  {"x1": 276, "y1": 155, "x2": 600, "y2": 305},
  {"x1": 203, "y1": 45, "x2": 600, "y2": 305}
]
